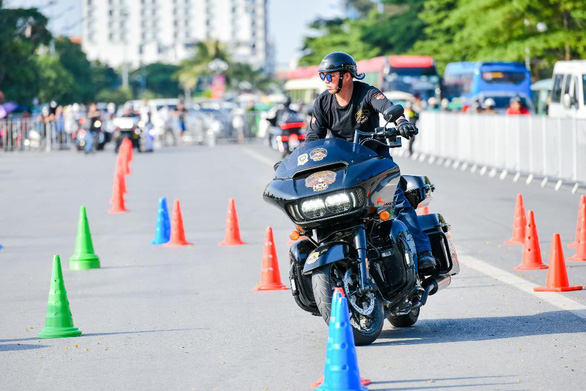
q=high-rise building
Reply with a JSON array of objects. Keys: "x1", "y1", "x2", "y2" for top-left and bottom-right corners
[{"x1": 82, "y1": 0, "x2": 272, "y2": 73}]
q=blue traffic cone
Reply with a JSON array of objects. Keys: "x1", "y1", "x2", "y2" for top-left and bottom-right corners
[
  {"x1": 151, "y1": 197, "x2": 171, "y2": 245},
  {"x1": 315, "y1": 288, "x2": 368, "y2": 391},
  {"x1": 0, "y1": 243, "x2": 3, "y2": 250}
]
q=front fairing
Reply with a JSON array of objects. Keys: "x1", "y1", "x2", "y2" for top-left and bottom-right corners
[{"x1": 263, "y1": 139, "x2": 400, "y2": 224}]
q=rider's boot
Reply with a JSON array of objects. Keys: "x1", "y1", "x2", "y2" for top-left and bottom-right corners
[{"x1": 417, "y1": 251, "x2": 437, "y2": 273}]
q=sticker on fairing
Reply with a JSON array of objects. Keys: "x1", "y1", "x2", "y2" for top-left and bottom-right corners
[
  {"x1": 305, "y1": 170, "x2": 336, "y2": 192},
  {"x1": 309, "y1": 148, "x2": 327, "y2": 161},
  {"x1": 307, "y1": 251, "x2": 319, "y2": 264},
  {"x1": 297, "y1": 153, "x2": 308, "y2": 166}
]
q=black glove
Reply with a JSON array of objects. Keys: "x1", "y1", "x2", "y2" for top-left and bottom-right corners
[{"x1": 396, "y1": 117, "x2": 418, "y2": 139}]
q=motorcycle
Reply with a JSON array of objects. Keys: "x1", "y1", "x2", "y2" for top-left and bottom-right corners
[
  {"x1": 76, "y1": 117, "x2": 106, "y2": 152},
  {"x1": 263, "y1": 105, "x2": 459, "y2": 345},
  {"x1": 113, "y1": 116, "x2": 143, "y2": 153},
  {"x1": 276, "y1": 118, "x2": 307, "y2": 158}
]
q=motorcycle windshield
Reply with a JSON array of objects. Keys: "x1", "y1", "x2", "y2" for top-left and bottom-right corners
[{"x1": 274, "y1": 138, "x2": 379, "y2": 179}]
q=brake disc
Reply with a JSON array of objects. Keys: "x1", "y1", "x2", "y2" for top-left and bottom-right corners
[{"x1": 343, "y1": 269, "x2": 375, "y2": 316}]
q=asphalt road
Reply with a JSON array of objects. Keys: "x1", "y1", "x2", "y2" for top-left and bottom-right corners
[{"x1": 1, "y1": 141, "x2": 585, "y2": 391}]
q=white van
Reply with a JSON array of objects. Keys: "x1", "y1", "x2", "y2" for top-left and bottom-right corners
[{"x1": 548, "y1": 60, "x2": 586, "y2": 119}]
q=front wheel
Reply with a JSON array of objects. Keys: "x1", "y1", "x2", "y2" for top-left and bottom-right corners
[{"x1": 312, "y1": 265, "x2": 384, "y2": 346}]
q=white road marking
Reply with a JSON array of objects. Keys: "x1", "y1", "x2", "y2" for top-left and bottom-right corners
[
  {"x1": 243, "y1": 145, "x2": 586, "y2": 320},
  {"x1": 242, "y1": 148, "x2": 276, "y2": 166},
  {"x1": 462, "y1": 254, "x2": 586, "y2": 319}
]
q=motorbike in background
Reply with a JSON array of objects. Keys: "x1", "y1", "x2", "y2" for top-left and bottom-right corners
[
  {"x1": 113, "y1": 116, "x2": 143, "y2": 153},
  {"x1": 276, "y1": 118, "x2": 307, "y2": 158},
  {"x1": 76, "y1": 117, "x2": 106, "y2": 152}
]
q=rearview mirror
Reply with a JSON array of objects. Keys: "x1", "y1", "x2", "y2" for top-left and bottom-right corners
[
  {"x1": 562, "y1": 94, "x2": 572, "y2": 109},
  {"x1": 386, "y1": 104, "x2": 404, "y2": 123}
]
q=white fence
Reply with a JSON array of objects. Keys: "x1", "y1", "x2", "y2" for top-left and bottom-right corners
[{"x1": 399, "y1": 112, "x2": 586, "y2": 188}]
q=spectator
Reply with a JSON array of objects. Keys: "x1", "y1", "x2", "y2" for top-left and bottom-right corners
[
  {"x1": 174, "y1": 101, "x2": 187, "y2": 142},
  {"x1": 506, "y1": 96, "x2": 530, "y2": 115},
  {"x1": 483, "y1": 98, "x2": 497, "y2": 115}
]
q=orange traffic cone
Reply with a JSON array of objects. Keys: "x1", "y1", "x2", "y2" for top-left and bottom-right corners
[
  {"x1": 514, "y1": 210, "x2": 548, "y2": 271},
  {"x1": 116, "y1": 146, "x2": 129, "y2": 176},
  {"x1": 568, "y1": 195, "x2": 585, "y2": 249},
  {"x1": 534, "y1": 234, "x2": 582, "y2": 292},
  {"x1": 254, "y1": 227, "x2": 288, "y2": 291},
  {"x1": 417, "y1": 205, "x2": 430, "y2": 215},
  {"x1": 163, "y1": 199, "x2": 193, "y2": 247},
  {"x1": 108, "y1": 172, "x2": 127, "y2": 214},
  {"x1": 567, "y1": 203, "x2": 586, "y2": 262},
  {"x1": 505, "y1": 194, "x2": 527, "y2": 245},
  {"x1": 218, "y1": 198, "x2": 245, "y2": 246},
  {"x1": 126, "y1": 138, "x2": 133, "y2": 163}
]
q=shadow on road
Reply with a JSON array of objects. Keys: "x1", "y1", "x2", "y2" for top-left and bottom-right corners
[
  {"x1": 0, "y1": 343, "x2": 48, "y2": 352},
  {"x1": 377, "y1": 310, "x2": 586, "y2": 345}
]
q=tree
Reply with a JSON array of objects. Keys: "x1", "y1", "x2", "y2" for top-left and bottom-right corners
[
  {"x1": 35, "y1": 55, "x2": 75, "y2": 103},
  {"x1": 130, "y1": 63, "x2": 182, "y2": 98},
  {"x1": 0, "y1": 2, "x2": 51, "y2": 104},
  {"x1": 54, "y1": 37, "x2": 94, "y2": 103},
  {"x1": 175, "y1": 40, "x2": 231, "y2": 91}
]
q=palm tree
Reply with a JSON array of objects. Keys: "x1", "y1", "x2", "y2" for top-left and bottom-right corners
[{"x1": 175, "y1": 40, "x2": 231, "y2": 91}]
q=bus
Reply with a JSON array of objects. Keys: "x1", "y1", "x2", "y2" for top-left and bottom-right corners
[
  {"x1": 284, "y1": 55, "x2": 440, "y2": 105},
  {"x1": 442, "y1": 62, "x2": 532, "y2": 107},
  {"x1": 382, "y1": 56, "x2": 441, "y2": 101}
]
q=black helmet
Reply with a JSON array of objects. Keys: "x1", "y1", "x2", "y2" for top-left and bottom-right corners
[{"x1": 318, "y1": 52, "x2": 365, "y2": 80}]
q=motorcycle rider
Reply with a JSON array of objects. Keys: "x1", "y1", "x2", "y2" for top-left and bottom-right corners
[{"x1": 305, "y1": 52, "x2": 436, "y2": 272}]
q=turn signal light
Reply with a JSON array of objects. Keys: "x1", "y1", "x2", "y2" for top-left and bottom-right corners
[
  {"x1": 379, "y1": 211, "x2": 390, "y2": 221},
  {"x1": 289, "y1": 231, "x2": 300, "y2": 241}
]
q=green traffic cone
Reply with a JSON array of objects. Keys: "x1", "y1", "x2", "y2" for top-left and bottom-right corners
[
  {"x1": 38, "y1": 255, "x2": 82, "y2": 339},
  {"x1": 70, "y1": 206, "x2": 100, "y2": 270}
]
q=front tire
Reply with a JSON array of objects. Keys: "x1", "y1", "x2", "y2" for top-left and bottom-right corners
[
  {"x1": 312, "y1": 265, "x2": 384, "y2": 346},
  {"x1": 388, "y1": 307, "x2": 420, "y2": 328}
]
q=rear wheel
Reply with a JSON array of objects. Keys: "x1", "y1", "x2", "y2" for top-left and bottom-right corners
[
  {"x1": 388, "y1": 307, "x2": 420, "y2": 328},
  {"x1": 312, "y1": 264, "x2": 384, "y2": 346}
]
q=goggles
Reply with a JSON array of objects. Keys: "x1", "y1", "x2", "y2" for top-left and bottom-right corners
[{"x1": 319, "y1": 72, "x2": 334, "y2": 82}]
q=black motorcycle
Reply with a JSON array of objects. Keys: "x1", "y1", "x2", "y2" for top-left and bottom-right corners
[
  {"x1": 263, "y1": 105, "x2": 459, "y2": 345},
  {"x1": 113, "y1": 115, "x2": 143, "y2": 153},
  {"x1": 76, "y1": 117, "x2": 106, "y2": 152}
]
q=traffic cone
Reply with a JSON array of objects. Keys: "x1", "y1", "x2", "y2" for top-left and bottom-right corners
[
  {"x1": 568, "y1": 203, "x2": 586, "y2": 262},
  {"x1": 513, "y1": 210, "x2": 548, "y2": 271},
  {"x1": 114, "y1": 162, "x2": 127, "y2": 195},
  {"x1": 151, "y1": 197, "x2": 171, "y2": 245},
  {"x1": 163, "y1": 199, "x2": 193, "y2": 247},
  {"x1": 534, "y1": 234, "x2": 582, "y2": 292},
  {"x1": 568, "y1": 195, "x2": 585, "y2": 249},
  {"x1": 254, "y1": 227, "x2": 288, "y2": 291},
  {"x1": 38, "y1": 255, "x2": 82, "y2": 338},
  {"x1": 505, "y1": 194, "x2": 527, "y2": 245},
  {"x1": 219, "y1": 198, "x2": 246, "y2": 246},
  {"x1": 314, "y1": 288, "x2": 368, "y2": 391},
  {"x1": 119, "y1": 139, "x2": 131, "y2": 175},
  {"x1": 0, "y1": 243, "x2": 3, "y2": 250},
  {"x1": 125, "y1": 138, "x2": 133, "y2": 163},
  {"x1": 417, "y1": 205, "x2": 430, "y2": 215},
  {"x1": 108, "y1": 172, "x2": 127, "y2": 214},
  {"x1": 70, "y1": 206, "x2": 100, "y2": 270}
]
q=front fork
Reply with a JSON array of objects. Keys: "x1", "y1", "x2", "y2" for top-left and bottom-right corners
[{"x1": 353, "y1": 224, "x2": 372, "y2": 295}]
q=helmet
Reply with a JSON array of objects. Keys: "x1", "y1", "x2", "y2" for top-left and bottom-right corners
[
  {"x1": 484, "y1": 98, "x2": 495, "y2": 108},
  {"x1": 318, "y1": 52, "x2": 365, "y2": 80},
  {"x1": 510, "y1": 96, "x2": 522, "y2": 104}
]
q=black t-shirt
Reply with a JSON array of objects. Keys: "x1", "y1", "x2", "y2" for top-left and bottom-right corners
[{"x1": 306, "y1": 81, "x2": 393, "y2": 142}]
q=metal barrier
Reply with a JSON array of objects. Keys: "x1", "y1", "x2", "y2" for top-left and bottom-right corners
[
  {"x1": 0, "y1": 118, "x2": 72, "y2": 152},
  {"x1": 396, "y1": 112, "x2": 586, "y2": 189}
]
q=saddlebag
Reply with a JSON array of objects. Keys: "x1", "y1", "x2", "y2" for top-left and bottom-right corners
[{"x1": 418, "y1": 213, "x2": 460, "y2": 275}]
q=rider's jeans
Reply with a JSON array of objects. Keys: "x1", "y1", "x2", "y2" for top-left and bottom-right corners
[
  {"x1": 84, "y1": 130, "x2": 96, "y2": 154},
  {"x1": 378, "y1": 146, "x2": 432, "y2": 254}
]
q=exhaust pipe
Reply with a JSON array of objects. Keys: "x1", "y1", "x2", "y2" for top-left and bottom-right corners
[{"x1": 419, "y1": 274, "x2": 452, "y2": 305}]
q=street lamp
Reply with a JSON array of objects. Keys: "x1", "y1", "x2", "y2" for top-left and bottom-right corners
[{"x1": 524, "y1": 19, "x2": 547, "y2": 72}]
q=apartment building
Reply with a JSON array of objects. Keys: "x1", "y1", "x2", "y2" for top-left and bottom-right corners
[{"x1": 82, "y1": 0, "x2": 273, "y2": 72}]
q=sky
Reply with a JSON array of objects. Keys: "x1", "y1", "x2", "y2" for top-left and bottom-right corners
[{"x1": 8, "y1": 0, "x2": 343, "y2": 69}]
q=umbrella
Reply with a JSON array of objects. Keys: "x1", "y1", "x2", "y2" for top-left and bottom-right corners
[{"x1": 0, "y1": 102, "x2": 18, "y2": 119}]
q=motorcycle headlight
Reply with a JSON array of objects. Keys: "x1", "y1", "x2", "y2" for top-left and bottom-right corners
[
  {"x1": 293, "y1": 188, "x2": 364, "y2": 222},
  {"x1": 325, "y1": 192, "x2": 351, "y2": 214},
  {"x1": 300, "y1": 198, "x2": 326, "y2": 219}
]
